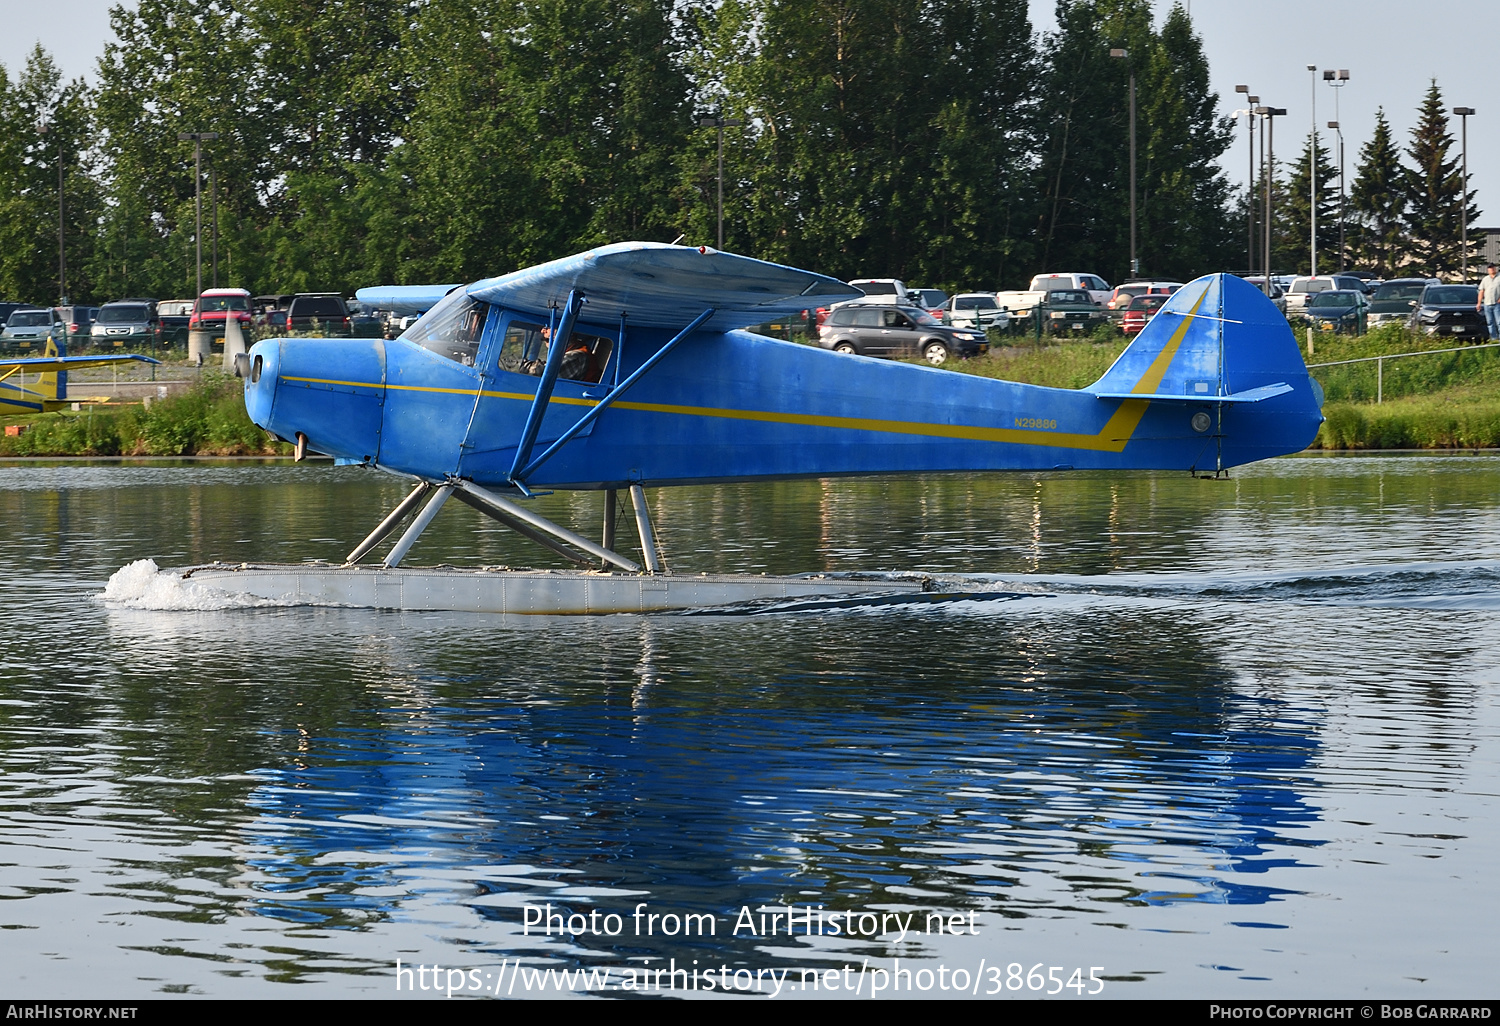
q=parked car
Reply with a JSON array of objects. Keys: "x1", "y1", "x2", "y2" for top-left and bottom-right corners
[
  {"x1": 908, "y1": 288, "x2": 948, "y2": 315},
  {"x1": 1285, "y1": 274, "x2": 1369, "y2": 314},
  {"x1": 1, "y1": 307, "x2": 63, "y2": 353},
  {"x1": 1121, "y1": 294, "x2": 1169, "y2": 336},
  {"x1": 286, "y1": 293, "x2": 352, "y2": 335},
  {"x1": 1105, "y1": 281, "x2": 1182, "y2": 319},
  {"x1": 1240, "y1": 276, "x2": 1288, "y2": 313},
  {"x1": 1303, "y1": 290, "x2": 1368, "y2": 335},
  {"x1": 57, "y1": 305, "x2": 98, "y2": 344},
  {"x1": 252, "y1": 294, "x2": 294, "y2": 327},
  {"x1": 847, "y1": 279, "x2": 910, "y2": 305},
  {"x1": 1366, "y1": 278, "x2": 1440, "y2": 329},
  {"x1": 90, "y1": 300, "x2": 161, "y2": 348},
  {"x1": 818, "y1": 304, "x2": 988, "y2": 364},
  {"x1": 1041, "y1": 289, "x2": 1108, "y2": 335},
  {"x1": 0, "y1": 302, "x2": 24, "y2": 326},
  {"x1": 945, "y1": 293, "x2": 1011, "y2": 332},
  {"x1": 190, "y1": 288, "x2": 253, "y2": 337},
  {"x1": 1411, "y1": 284, "x2": 1485, "y2": 338},
  {"x1": 157, "y1": 300, "x2": 194, "y2": 347},
  {"x1": 993, "y1": 272, "x2": 1111, "y2": 321},
  {"x1": 350, "y1": 304, "x2": 385, "y2": 339}
]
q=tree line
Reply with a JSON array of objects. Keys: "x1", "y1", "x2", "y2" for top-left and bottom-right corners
[{"x1": 0, "y1": 0, "x2": 1288, "y2": 306}]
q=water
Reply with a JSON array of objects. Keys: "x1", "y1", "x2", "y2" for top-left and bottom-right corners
[{"x1": 2, "y1": 455, "x2": 1498, "y2": 999}]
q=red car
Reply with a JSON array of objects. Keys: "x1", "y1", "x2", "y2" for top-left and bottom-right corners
[
  {"x1": 1121, "y1": 294, "x2": 1168, "y2": 335},
  {"x1": 189, "y1": 288, "x2": 253, "y2": 337}
]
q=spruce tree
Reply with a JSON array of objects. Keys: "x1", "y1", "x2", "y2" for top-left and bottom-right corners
[
  {"x1": 1403, "y1": 81, "x2": 1478, "y2": 278},
  {"x1": 1281, "y1": 133, "x2": 1339, "y2": 275},
  {"x1": 1348, "y1": 108, "x2": 1405, "y2": 278}
]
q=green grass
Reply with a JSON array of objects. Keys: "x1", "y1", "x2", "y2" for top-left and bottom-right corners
[{"x1": 0, "y1": 375, "x2": 291, "y2": 457}]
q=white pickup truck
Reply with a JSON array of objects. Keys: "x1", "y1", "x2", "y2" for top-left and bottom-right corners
[{"x1": 993, "y1": 273, "x2": 1111, "y2": 319}]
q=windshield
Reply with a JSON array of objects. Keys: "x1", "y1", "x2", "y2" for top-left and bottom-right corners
[
  {"x1": 1309, "y1": 292, "x2": 1356, "y2": 309},
  {"x1": 1425, "y1": 286, "x2": 1477, "y2": 305},
  {"x1": 1047, "y1": 290, "x2": 1090, "y2": 304},
  {"x1": 854, "y1": 281, "x2": 897, "y2": 295},
  {"x1": 198, "y1": 295, "x2": 249, "y2": 313},
  {"x1": 1372, "y1": 283, "x2": 1425, "y2": 302},
  {"x1": 97, "y1": 305, "x2": 148, "y2": 323},
  {"x1": 955, "y1": 296, "x2": 997, "y2": 311},
  {"x1": 1290, "y1": 279, "x2": 1333, "y2": 294},
  {"x1": 7, "y1": 311, "x2": 51, "y2": 327},
  {"x1": 400, "y1": 287, "x2": 485, "y2": 365}
]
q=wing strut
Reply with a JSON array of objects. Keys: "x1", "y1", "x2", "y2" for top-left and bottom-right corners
[
  {"x1": 508, "y1": 288, "x2": 586, "y2": 486},
  {"x1": 514, "y1": 306, "x2": 716, "y2": 483}
]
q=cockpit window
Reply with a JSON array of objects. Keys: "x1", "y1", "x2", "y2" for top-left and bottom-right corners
[
  {"x1": 401, "y1": 288, "x2": 487, "y2": 365},
  {"x1": 499, "y1": 321, "x2": 613, "y2": 384}
]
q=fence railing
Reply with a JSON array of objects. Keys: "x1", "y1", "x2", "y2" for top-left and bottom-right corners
[{"x1": 1307, "y1": 341, "x2": 1500, "y2": 403}]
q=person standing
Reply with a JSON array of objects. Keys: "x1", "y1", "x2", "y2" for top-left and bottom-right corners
[{"x1": 1479, "y1": 264, "x2": 1500, "y2": 340}]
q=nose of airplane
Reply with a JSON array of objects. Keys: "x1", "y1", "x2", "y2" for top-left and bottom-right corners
[{"x1": 239, "y1": 337, "x2": 387, "y2": 464}]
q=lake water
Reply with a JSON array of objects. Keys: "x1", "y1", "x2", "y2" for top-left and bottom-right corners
[{"x1": 2, "y1": 455, "x2": 1498, "y2": 999}]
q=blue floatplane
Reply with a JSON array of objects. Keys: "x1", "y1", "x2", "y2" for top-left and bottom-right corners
[{"x1": 178, "y1": 243, "x2": 1323, "y2": 613}]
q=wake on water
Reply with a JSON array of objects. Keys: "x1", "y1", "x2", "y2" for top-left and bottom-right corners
[
  {"x1": 101, "y1": 559, "x2": 299, "y2": 611},
  {"x1": 98, "y1": 558, "x2": 1500, "y2": 615}
]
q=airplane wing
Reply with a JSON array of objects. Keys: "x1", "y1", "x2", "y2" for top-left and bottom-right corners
[
  {"x1": 0, "y1": 355, "x2": 162, "y2": 372},
  {"x1": 353, "y1": 284, "x2": 463, "y2": 315},
  {"x1": 465, "y1": 242, "x2": 864, "y2": 332}
]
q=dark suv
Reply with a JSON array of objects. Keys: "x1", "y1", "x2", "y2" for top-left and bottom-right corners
[
  {"x1": 818, "y1": 304, "x2": 988, "y2": 364},
  {"x1": 286, "y1": 293, "x2": 351, "y2": 336},
  {"x1": 1412, "y1": 284, "x2": 1485, "y2": 339}
]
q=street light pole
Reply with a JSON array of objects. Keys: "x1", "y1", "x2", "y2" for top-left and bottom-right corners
[
  {"x1": 1454, "y1": 106, "x2": 1476, "y2": 281},
  {"x1": 177, "y1": 131, "x2": 219, "y2": 297},
  {"x1": 1236, "y1": 85, "x2": 1254, "y2": 274},
  {"x1": 1308, "y1": 66, "x2": 1318, "y2": 278},
  {"x1": 1111, "y1": 49, "x2": 1137, "y2": 277},
  {"x1": 698, "y1": 116, "x2": 743, "y2": 250},
  {"x1": 1259, "y1": 106, "x2": 1288, "y2": 289},
  {"x1": 1325, "y1": 70, "x2": 1349, "y2": 271}
]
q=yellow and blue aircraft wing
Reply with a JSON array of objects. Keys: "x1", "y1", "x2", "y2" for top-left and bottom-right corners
[{"x1": 0, "y1": 353, "x2": 161, "y2": 413}]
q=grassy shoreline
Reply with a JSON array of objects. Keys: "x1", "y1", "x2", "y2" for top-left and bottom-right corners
[
  {"x1": 4, "y1": 325, "x2": 1498, "y2": 456},
  {"x1": 0, "y1": 375, "x2": 290, "y2": 457}
]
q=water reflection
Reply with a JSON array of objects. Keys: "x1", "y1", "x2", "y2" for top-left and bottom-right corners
[{"x1": 2, "y1": 455, "x2": 1498, "y2": 994}]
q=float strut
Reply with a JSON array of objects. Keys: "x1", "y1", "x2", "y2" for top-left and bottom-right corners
[
  {"x1": 383, "y1": 484, "x2": 453, "y2": 568},
  {"x1": 450, "y1": 486, "x2": 596, "y2": 569},
  {"x1": 630, "y1": 484, "x2": 662, "y2": 574},
  {"x1": 456, "y1": 481, "x2": 640, "y2": 572},
  {"x1": 602, "y1": 488, "x2": 617, "y2": 566},
  {"x1": 345, "y1": 482, "x2": 433, "y2": 564}
]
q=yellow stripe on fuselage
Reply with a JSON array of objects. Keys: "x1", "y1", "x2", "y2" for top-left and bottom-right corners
[{"x1": 281, "y1": 283, "x2": 1209, "y2": 453}]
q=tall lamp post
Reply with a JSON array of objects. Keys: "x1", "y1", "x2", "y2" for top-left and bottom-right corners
[
  {"x1": 1454, "y1": 106, "x2": 1476, "y2": 281},
  {"x1": 1258, "y1": 106, "x2": 1288, "y2": 287},
  {"x1": 37, "y1": 122, "x2": 66, "y2": 305},
  {"x1": 1236, "y1": 85, "x2": 1255, "y2": 274},
  {"x1": 698, "y1": 116, "x2": 742, "y2": 250},
  {"x1": 177, "y1": 131, "x2": 219, "y2": 297},
  {"x1": 1307, "y1": 65, "x2": 1319, "y2": 277},
  {"x1": 1111, "y1": 49, "x2": 1138, "y2": 277},
  {"x1": 1324, "y1": 70, "x2": 1349, "y2": 271}
]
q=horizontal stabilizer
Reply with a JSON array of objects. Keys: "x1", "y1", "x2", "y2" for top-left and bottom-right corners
[
  {"x1": 466, "y1": 241, "x2": 863, "y2": 332},
  {"x1": 1093, "y1": 382, "x2": 1294, "y2": 404},
  {"x1": 353, "y1": 284, "x2": 463, "y2": 315},
  {"x1": 0, "y1": 355, "x2": 161, "y2": 371}
]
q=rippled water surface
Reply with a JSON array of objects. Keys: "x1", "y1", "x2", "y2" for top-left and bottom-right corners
[{"x1": 2, "y1": 455, "x2": 1498, "y2": 998}]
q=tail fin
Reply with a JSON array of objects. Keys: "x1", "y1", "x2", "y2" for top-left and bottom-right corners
[
  {"x1": 37, "y1": 336, "x2": 66, "y2": 402},
  {"x1": 1089, "y1": 274, "x2": 1324, "y2": 466}
]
